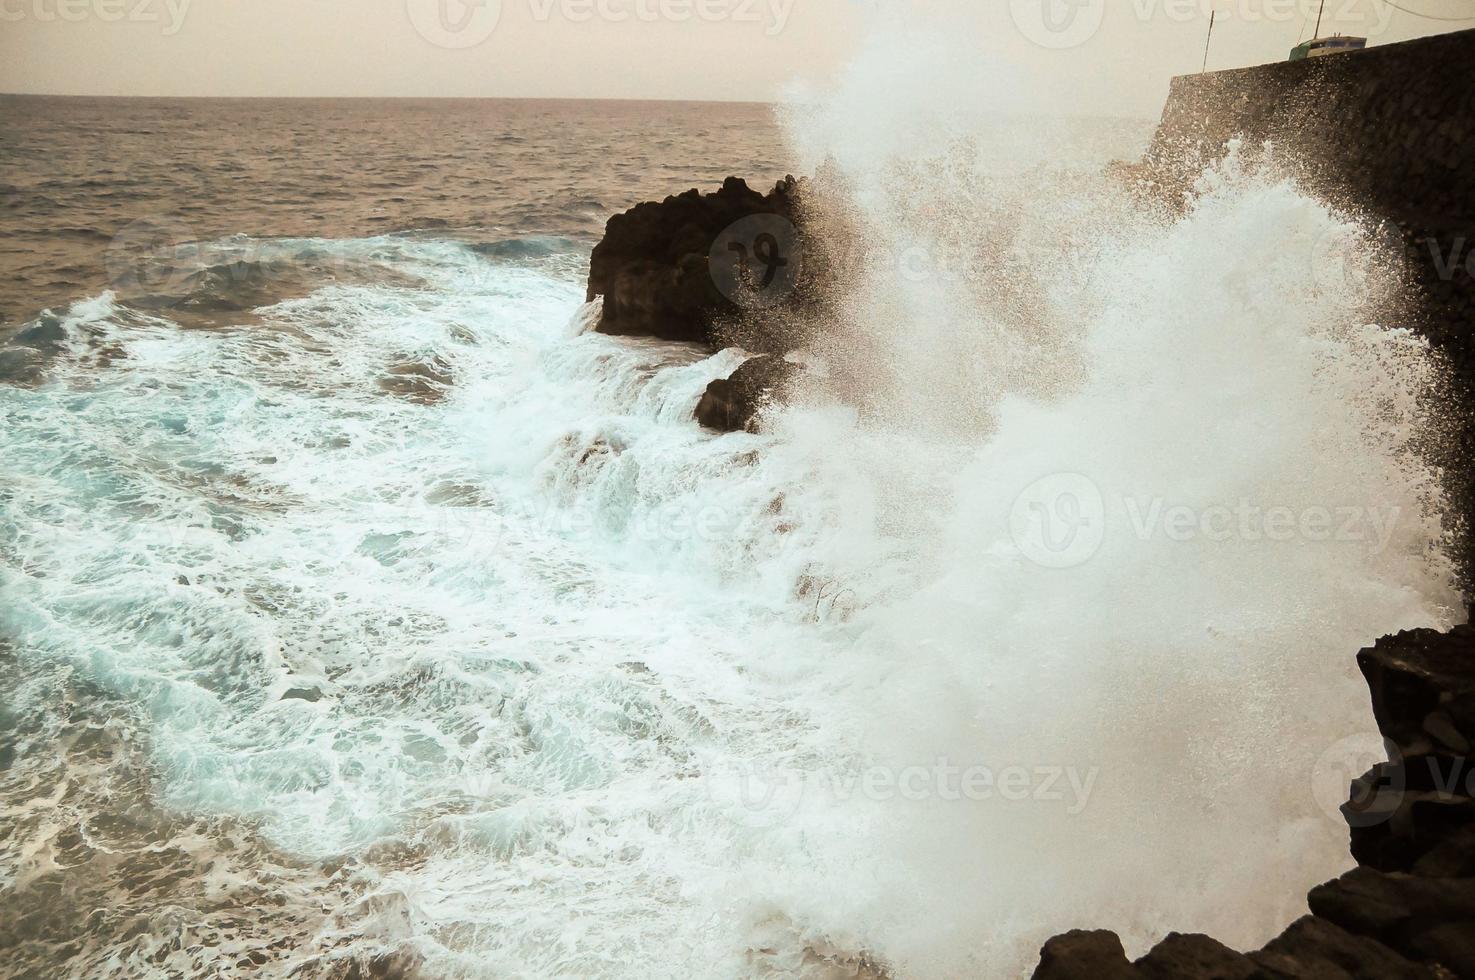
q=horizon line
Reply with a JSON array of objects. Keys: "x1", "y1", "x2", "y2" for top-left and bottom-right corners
[
  {"x1": 0, "y1": 90, "x2": 1158, "y2": 122},
  {"x1": 0, "y1": 91, "x2": 778, "y2": 105}
]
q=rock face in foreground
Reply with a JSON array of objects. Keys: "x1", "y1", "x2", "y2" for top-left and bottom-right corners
[
  {"x1": 1032, "y1": 626, "x2": 1475, "y2": 980},
  {"x1": 585, "y1": 175, "x2": 806, "y2": 346}
]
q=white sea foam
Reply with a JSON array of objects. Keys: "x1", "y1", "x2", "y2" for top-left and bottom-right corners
[{"x1": 1, "y1": 70, "x2": 1464, "y2": 980}]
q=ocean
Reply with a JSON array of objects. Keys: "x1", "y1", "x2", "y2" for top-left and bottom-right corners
[{"x1": 0, "y1": 95, "x2": 1462, "y2": 978}]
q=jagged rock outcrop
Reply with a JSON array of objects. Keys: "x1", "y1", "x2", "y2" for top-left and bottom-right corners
[
  {"x1": 1030, "y1": 626, "x2": 1475, "y2": 979},
  {"x1": 585, "y1": 175, "x2": 808, "y2": 346},
  {"x1": 586, "y1": 175, "x2": 838, "y2": 435},
  {"x1": 1349, "y1": 627, "x2": 1475, "y2": 880}
]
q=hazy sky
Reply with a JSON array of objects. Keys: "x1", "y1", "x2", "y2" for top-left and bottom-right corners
[{"x1": 2, "y1": 0, "x2": 1472, "y2": 116}]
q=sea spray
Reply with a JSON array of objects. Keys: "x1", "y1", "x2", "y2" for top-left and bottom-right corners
[
  {"x1": 0, "y1": 91, "x2": 1463, "y2": 980},
  {"x1": 729, "y1": 22, "x2": 1465, "y2": 977}
]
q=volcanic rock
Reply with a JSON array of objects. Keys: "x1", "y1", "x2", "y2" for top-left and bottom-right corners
[
  {"x1": 586, "y1": 175, "x2": 807, "y2": 347},
  {"x1": 693, "y1": 354, "x2": 803, "y2": 433},
  {"x1": 1030, "y1": 627, "x2": 1475, "y2": 980}
]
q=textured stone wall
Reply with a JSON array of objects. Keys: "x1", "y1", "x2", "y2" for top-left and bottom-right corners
[
  {"x1": 1147, "y1": 27, "x2": 1475, "y2": 370},
  {"x1": 1146, "y1": 28, "x2": 1475, "y2": 586},
  {"x1": 1147, "y1": 28, "x2": 1475, "y2": 232}
]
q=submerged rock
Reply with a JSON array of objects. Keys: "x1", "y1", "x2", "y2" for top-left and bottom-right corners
[
  {"x1": 379, "y1": 356, "x2": 454, "y2": 404},
  {"x1": 693, "y1": 354, "x2": 803, "y2": 433}
]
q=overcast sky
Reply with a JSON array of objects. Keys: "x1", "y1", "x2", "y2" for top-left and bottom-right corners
[{"x1": 2, "y1": 0, "x2": 1472, "y2": 117}]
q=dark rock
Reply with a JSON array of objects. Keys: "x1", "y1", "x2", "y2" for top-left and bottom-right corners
[
  {"x1": 1346, "y1": 629, "x2": 1475, "y2": 876},
  {"x1": 1032, "y1": 930, "x2": 1144, "y2": 980},
  {"x1": 1412, "y1": 825, "x2": 1475, "y2": 878},
  {"x1": 281, "y1": 687, "x2": 323, "y2": 703},
  {"x1": 1308, "y1": 868, "x2": 1475, "y2": 968},
  {"x1": 693, "y1": 355, "x2": 802, "y2": 433},
  {"x1": 1252, "y1": 916, "x2": 1432, "y2": 979},
  {"x1": 1135, "y1": 933, "x2": 1261, "y2": 979},
  {"x1": 1407, "y1": 922, "x2": 1475, "y2": 978},
  {"x1": 586, "y1": 176, "x2": 808, "y2": 347},
  {"x1": 1350, "y1": 788, "x2": 1475, "y2": 875},
  {"x1": 1357, "y1": 627, "x2": 1475, "y2": 758}
]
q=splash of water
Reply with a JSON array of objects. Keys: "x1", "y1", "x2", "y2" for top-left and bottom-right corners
[
  {"x1": 1, "y1": 47, "x2": 1464, "y2": 980},
  {"x1": 743, "y1": 23, "x2": 1462, "y2": 975}
]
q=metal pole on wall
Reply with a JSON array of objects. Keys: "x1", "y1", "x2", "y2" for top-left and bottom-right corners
[
  {"x1": 1315, "y1": 0, "x2": 1326, "y2": 37},
  {"x1": 1202, "y1": 10, "x2": 1216, "y2": 72}
]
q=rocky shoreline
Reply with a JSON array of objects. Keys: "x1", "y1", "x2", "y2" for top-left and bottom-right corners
[
  {"x1": 579, "y1": 33, "x2": 1475, "y2": 974},
  {"x1": 585, "y1": 172, "x2": 1475, "y2": 974},
  {"x1": 1024, "y1": 32, "x2": 1475, "y2": 976},
  {"x1": 1033, "y1": 627, "x2": 1475, "y2": 979}
]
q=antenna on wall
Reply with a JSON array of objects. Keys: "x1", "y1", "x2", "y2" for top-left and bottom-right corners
[{"x1": 1202, "y1": 10, "x2": 1216, "y2": 72}]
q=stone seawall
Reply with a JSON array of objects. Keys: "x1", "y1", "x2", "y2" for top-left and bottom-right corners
[
  {"x1": 1146, "y1": 26, "x2": 1475, "y2": 374},
  {"x1": 1145, "y1": 25, "x2": 1475, "y2": 381},
  {"x1": 1026, "y1": 33, "x2": 1475, "y2": 979},
  {"x1": 1147, "y1": 28, "x2": 1475, "y2": 230},
  {"x1": 1145, "y1": 28, "x2": 1475, "y2": 589}
]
